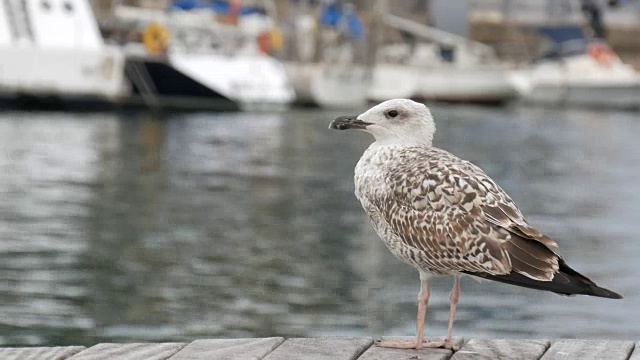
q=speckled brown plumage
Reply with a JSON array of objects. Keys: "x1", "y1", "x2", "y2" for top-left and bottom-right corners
[{"x1": 355, "y1": 145, "x2": 561, "y2": 281}]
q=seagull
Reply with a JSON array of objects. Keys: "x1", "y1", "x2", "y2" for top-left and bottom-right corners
[{"x1": 329, "y1": 99, "x2": 622, "y2": 350}]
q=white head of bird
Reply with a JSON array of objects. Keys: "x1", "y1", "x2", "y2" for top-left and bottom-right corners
[{"x1": 330, "y1": 99, "x2": 436, "y2": 147}]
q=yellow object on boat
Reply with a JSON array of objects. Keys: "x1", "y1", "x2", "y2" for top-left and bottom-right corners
[
  {"x1": 143, "y1": 22, "x2": 170, "y2": 55},
  {"x1": 258, "y1": 28, "x2": 283, "y2": 54}
]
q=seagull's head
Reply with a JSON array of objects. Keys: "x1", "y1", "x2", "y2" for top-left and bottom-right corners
[{"x1": 329, "y1": 99, "x2": 435, "y2": 146}]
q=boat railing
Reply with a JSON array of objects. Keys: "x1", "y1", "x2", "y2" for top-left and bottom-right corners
[
  {"x1": 380, "y1": 13, "x2": 499, "y2": 66},
  {"x1": 113, "y1": 5, "x2": 256, "y2": 57},
  {"x1": 383, "y1": 14, "x2": 495, "y2": 57}
]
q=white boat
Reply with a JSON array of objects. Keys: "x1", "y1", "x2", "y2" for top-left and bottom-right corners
[
  {"x1": 368, "y1": 14, "x2": 517, "y2": 105},
  {"x1": 510, "y1": 30, "x2": 640, "y2": 109},
  {"x1": 112, "y1": 4, "x2": 295, "y2": 111},
  {"x1": 0, "y1": 0, "x2": 128, "y2": 107}
]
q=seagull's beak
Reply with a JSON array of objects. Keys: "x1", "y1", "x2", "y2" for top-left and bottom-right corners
[{"x1": 329, "y1": 115, "x2": 372, "y2": 131}]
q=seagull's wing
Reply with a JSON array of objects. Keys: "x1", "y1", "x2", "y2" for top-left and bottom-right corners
[
  {"x1": 374, "y1": 148, "x2": 560, "y2": 279},
  {"x1": 372, "y1": 147, "x2": 621, "y2": 298}
]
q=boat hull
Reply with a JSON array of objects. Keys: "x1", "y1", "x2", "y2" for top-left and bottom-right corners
[
  {"x1": 0, "y1": 46, "x2": 128, "y2": 109},
  {"x1": 124, "y1": 57, "x2": 240, "y2": 111},
  {"x1": 122, "y1": 52, "x2": 295, "y2": 111},
  {"x1": 511, "y1": 54, "x2": 640, "y2": 109},
  {"x1": 367, "y1": 64, "x2": 517, "y2": 105},
  {"x1": 170, "y1": 53, "x2": 294, "y2": 111},
  {"x1": 285, "y1": 62, "x2": 369, "y2": 108},
  {"x1": 521, "y1": 83, "x2": 640, "y2": 109}
]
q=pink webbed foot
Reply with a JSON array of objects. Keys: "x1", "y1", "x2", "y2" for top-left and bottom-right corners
[
  {"x1": 420, "y1": 338, "x2": 457, "y2": 350},
  {"x1": 375, "y1": 339, "x2": 422, "y2": 349},
  {"x1": 375, "y1": 338, "x2": 457, "y2": 350}
]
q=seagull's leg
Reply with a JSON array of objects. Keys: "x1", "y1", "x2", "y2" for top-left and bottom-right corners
[
  {"x1": 446, "y1": 276, "x2": 461, "y2": 342},
  {"x1": 443, "y1": 275, "x2": 462, "y2": 349},
  {"x1": 414, "y1": 275, "x2": 430, "y2": 348},
  {"x1": 419, "y1": 275, "x2": 460, "y2": 350},
  {"x1": 376, "y1": 274, "x2": 431, "y2": 349}
]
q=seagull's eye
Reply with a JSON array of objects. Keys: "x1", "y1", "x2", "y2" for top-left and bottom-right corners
[{"x1": 388, "y1": 110, "x2": 398, "y2": 118}]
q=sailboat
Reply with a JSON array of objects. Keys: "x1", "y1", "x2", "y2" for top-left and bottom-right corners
[{"x1": 367, "y1": 14, "x2": 517, "y2": 105}]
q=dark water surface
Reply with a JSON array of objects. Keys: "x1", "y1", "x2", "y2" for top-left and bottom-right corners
[{"x1": 0, "y1": 105, "x2": 638, "y2": 346}]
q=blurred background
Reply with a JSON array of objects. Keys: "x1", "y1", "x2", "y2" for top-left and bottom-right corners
[{"x1": 0, "y1": 0, "x2": 639, "y2": 347}]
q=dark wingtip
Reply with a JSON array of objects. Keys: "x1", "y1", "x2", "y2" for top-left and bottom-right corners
[
  {"x1": 463, "y1": 269, "x2": 623, "y2": 299},
  {"x1": 558, "y1": 261, "x2": 623, "y2": 299},
  {"x1": 588, "y1": 285, "x2": 623, "y2": 299}
]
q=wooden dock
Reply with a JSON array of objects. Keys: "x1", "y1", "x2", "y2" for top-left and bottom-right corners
[{"x1": 1, "y1": 337, "x2": 639, "y2": 360}]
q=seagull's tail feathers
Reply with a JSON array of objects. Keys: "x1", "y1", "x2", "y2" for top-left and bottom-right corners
[{"x1": 464, "y1": 260, "x2": 622, "y2": 299}]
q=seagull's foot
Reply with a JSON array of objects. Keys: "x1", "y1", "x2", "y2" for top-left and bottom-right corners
[
  {"x1": 374, "y1": 338, "x2": 456, "y2": 350},
  {"x1": 375, "y1": 340, "x2": 422, "y2": 349},
  {"x1": 420, "y1": 338, "x2": 457, "y2": 351}
]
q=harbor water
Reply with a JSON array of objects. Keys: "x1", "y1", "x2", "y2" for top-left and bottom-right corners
[{"x1": 0, "y1": 105, "x2": 638, "y2": 346}]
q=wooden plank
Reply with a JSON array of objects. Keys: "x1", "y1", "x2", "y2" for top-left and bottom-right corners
[
  {"x1": 452, "y1": 339, "x2": 549, "y2": 360},
  {"x1": 0, "y1": 346, "x2": 86, "y2": 360},
  {"x1": 262, "y1": 337, "x2": 373, "y2": 360},
  {"x1": 358, "y1": 337, "x2": 464, "y2": 360},
  {"x1": 541, "y1": 339, "x2": 634, "y2": 360},
  {"x1": 168, "y1": 338, "x2": 284, "y2": 360},
  {"x1": 628, "y1": 342, "x2": 640, "y2": 360},
  {"x1": 68, "y1": 343, "x2": 187, "y2": 360}
]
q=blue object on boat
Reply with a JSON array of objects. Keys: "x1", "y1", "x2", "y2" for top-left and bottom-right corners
[
  {"x1": 210, "y1": 0, "x2": 229, "y2": 13},
  {"x1": 172, "y1": 0, "x2": 265, "y2": 15},
  {"x1": 320, "y1": 3, "x2": 341, "y2": 27},
  {"x1": 536, "y1": 26, "x2": 586, "y2": 44},
  {"x1": 172, "y1": 0, "x2": 202, "y2": 10},
  {"x1": 345, "y1": 12, "x2": 363, "y2": 39},
  {"x1": 533, "y1": 25, "x2": 589, "y2": 60},
  {"x1": 319, "y1": 2, "x2": 364, "y2": 39}
]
